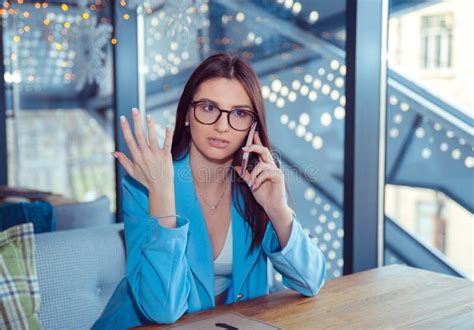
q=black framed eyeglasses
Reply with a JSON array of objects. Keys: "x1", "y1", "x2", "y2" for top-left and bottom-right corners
[{"x1": 190, "y1": 100, "x2": 257, "y2": 131}]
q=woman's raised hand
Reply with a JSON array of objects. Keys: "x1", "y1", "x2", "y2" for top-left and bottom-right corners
[{"x1": 112, "y1": 108, "x2": 174, "y2": 192}]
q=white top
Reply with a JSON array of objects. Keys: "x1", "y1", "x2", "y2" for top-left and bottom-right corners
[{"x1": 213, "y1": 220, "x2": 233, "y2": 296}]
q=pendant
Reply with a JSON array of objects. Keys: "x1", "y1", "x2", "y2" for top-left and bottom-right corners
[{"x1": 210, "y1": 206, "x2": 216, "y2": 210}]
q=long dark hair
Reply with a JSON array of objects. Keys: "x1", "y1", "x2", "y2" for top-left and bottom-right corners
[{"x1": 171, "y1": 53, "x2": 285, "y2": 253}]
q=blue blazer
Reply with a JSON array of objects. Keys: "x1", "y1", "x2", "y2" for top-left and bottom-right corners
[{"x1": 92, "y1": 152, "x2": 326, "y2": 329}]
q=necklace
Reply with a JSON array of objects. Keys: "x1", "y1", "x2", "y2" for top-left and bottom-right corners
[{"x1": 195, "y1": 181, "x2": 229, "y2": 211}]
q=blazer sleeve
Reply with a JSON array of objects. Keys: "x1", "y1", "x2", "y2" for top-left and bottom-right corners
[
  {"x1": 121, "y1": 175, "x2": 191, "y2": 324},
  {"x1": 261, "y1": 206, "x2": 327, "y2": 297}
]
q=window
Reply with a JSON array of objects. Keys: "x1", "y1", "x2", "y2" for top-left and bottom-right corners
[
  {"x1": 421, "y1": 15, "x2": 453, "y2": 69},
  {"x1": 416, "y1": 199, "x2": 446, "y2": 253}
]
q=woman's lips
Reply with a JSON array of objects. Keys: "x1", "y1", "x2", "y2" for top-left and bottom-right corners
[{"x1": 208, "y1": 138, "x2": 229, "y2": 148}]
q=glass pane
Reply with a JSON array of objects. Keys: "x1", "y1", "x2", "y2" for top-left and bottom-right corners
[
  {"x1": 385, "y1": 0, "x2": 473, "y2": 278},
  {"x1": 2, "y1": 1, "x2": 116, "y2": 212},
  {"x1": 138, "y1": 0, "x2": 348, "y2": 285}
]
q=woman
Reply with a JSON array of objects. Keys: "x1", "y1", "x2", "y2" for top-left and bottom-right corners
[{"x1": 92, "y1": 53, "x2": 326, "y2": 329}]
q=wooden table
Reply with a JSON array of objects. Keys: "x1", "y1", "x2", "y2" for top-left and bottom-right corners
[{"x1": 138, "y1": 265, "x2": 474, "y2": 329}]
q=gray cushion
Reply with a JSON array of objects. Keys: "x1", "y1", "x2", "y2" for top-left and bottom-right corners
[
  {"x1": 54, "y1": 196, "x2": 113, "y2": 231},
  {"x1": 36, "y1": 223, "x2": 125, "y2": 329}
]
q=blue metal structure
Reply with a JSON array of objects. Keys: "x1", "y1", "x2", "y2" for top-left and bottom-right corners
[
  {"x1": 343, "y1": 0, "x2": 388, "y2": 274},
  {"x1": 0, "y1": 16, "x2": 7, "y2": 185},
  {"x1": 112, "y1": 1, "x2": 139, "y2": 224}
]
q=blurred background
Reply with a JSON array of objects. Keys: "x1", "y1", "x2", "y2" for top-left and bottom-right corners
[{"x1": 0, "y1": 0, "x2": 472, "y2": 284}]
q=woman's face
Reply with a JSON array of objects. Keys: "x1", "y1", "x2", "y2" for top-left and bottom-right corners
[{"x1": 187, "y1": 78, "x2": 255, "y2": 163}]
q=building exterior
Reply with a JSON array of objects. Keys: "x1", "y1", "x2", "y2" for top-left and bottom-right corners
[{"x1": 386, "y1": 0, "x2": 473, "y2": 278}]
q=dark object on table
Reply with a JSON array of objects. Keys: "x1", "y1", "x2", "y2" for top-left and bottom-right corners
[
  {"x1": 0, "y1": 186, "x2": 77, "y2": 206},
  {"x1": 0, "y1": 186, "x2": 53, "y2": 201}
]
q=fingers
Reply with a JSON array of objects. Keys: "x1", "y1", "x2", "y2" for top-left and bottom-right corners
[
  {"x1": 120, "y1": 115, "x2": 141, "y2": 162},
  {"x1": 252, "y1": 131, "x2": 272, "y2": 163},
  {"x1": 235, "y1": 162, "x2": 279, "y2": 191},
  {"x1": 249, "y1": 162, "x2": 274, "y2": 187},
  {"x1": 131, "y1": 108, "x2": 149, "y2": 152},
  {"x1": 163, "y1": 126, "x2": 173, "y2": 152},
  {"x1": 252, "y1": 168, "x2": 282, "y2": 191},
  {"x1": 146, "y1": 114, "x2": 159, "y2": 150},
  {"x1": 112, "y1": 151, "x2": 135, "y2": 177},
  {"x1": 241, "y1": 144, "x2": 274, "y2": 164}
]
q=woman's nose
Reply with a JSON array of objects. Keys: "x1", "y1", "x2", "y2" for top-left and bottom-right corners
[{"x1": 215, "y1": 112, "x2": 230, "y2": 132}]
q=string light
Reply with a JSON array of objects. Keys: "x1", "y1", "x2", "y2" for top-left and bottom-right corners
[{"x1": 3, "y1": 0, "x2": 210, "y2": 89}]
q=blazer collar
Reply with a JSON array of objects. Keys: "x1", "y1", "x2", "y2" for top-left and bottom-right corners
[{"x1": 173, "y1": 152, "x2": 261, "y2": 305}]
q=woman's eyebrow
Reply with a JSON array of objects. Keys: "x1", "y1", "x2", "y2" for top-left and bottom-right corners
[{"x1": 198, "y1": 97, "x2": 253, "y2": 109}]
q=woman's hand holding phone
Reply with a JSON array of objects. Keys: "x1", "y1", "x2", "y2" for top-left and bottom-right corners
[
  {"x1": 234, "y1": 130, "x2": 287, "y2": 217},
  {"x1": 112, "y1": 108, "x2": 176, "y2": 226}
]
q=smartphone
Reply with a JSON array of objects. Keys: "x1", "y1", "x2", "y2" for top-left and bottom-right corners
[{"x1": 240, "y1": 122, "x2": 258, "y2": 176}]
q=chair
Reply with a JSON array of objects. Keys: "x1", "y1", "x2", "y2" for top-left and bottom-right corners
[{"x1": 35, "y1": 223, "x2": 125, "y2": 329}]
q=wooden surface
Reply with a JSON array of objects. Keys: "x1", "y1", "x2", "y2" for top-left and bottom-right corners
[{"x1": 137, "y1": 265, "x2": 474, "y2": 329}]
